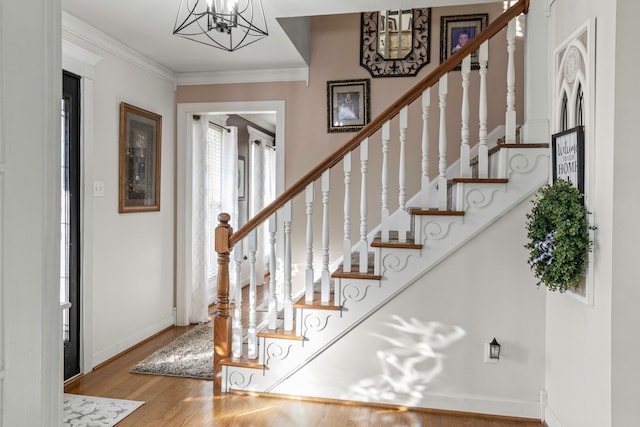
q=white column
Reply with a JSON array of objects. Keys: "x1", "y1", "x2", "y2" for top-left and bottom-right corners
[
  {"x1": 438, "y1": 75, "x2": 449, "y2": 210},
  {"x1": 343, "y1": 152, "x2": 352, "y2": 272},
  {"x1": 421, "y1": 88, "x2": 431, "y2": 209},
  {"x1": 521, "y1": 0, "x2": 549, "y2": 144},
  {"x1": 359, "y1": 139, "x2": 369, "y2": 273},
  {"x1": 4, "y1": 0, "x2": 63, "y2": 424}
]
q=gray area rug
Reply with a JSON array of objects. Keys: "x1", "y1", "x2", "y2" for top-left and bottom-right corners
[
  {"x1": 63, "y1": 394, "x2": 144, "y2": 427},
  {"x1": 130, "y1": 324, "x2": 213, "y2": 380}
]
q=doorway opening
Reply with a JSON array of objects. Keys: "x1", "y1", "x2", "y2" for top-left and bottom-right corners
[{"x1": 176, "y1": 101, "x2": 285, "y2": 326}]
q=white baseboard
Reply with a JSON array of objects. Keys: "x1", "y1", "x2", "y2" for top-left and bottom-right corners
[
  {"x1": 282, "y1": 389, "x2": 542, "y2": 420},
  {"x1": 417, "y1": 391, "x2": 541, "y2": 420},
  {"x1": 545, "y1": 405, "x2": 562, "y2": 427},
  {"x1": 91, "y1": 315, "x2": 174, "y2": 367}
]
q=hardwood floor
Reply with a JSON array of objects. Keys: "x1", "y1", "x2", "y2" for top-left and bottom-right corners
[{"x1": 64, "y1": 320, "x2": 544, "y2": 427}]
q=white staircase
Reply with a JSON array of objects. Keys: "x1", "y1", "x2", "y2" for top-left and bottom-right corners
[
  {"x1": 213, "y1": 0, "x2": 542, "y2": 417},
  {"x1": 222, "y1": 143, "x2": 549, "y2": 394}
]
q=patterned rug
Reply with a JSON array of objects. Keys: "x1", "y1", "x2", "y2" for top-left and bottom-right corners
[
  {"x1": 130, "y1": 324, "x2": 213, "y2": 380},
  {"x1": 63, "y1": 394, "x2": 144, "y2": 427}
]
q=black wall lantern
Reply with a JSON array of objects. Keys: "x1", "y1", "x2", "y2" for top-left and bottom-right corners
[{"x1": 489, "y1": 337, "x2": 501, "y2": 360}]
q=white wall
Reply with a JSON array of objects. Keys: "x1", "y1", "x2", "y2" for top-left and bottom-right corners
[
  {"x1": 62, "y1": 31, "x2": 177, "y2": 367},
  {"x1": 274, "y1": 198, "x2": 546, "y2": 418},
  {"x1": 544, "y1": 1, "x2": 615, "y2": 426},
  {"x1": 611, "y1": 1, "x2": 640, "y2": 425},
  {"x1": 2, "y1": 1, "x2": 63, "y2": 425}
]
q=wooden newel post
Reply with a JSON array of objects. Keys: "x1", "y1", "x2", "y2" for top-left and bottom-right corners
[{"x1": 213, "y1": 212, "x2": 233, "y2": 392}]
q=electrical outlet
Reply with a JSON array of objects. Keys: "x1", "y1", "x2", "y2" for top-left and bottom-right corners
[{"x1": 93, "y1": 181, "x2": 105, "y2": 197}]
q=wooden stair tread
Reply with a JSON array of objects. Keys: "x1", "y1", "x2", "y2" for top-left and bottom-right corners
[
  {"x1": 488, "y1": 142, "x2": 549, "y2": 156},
  {"x1": 449, "y1": 177, "x2": 509, "y2": 185},
  {"x1": 332, "y1": 269, "x2": 381, "y2": 280},
  {"x1": 371, "y1": 230, "x2": 422, "y2": 249},
  {"x1": 220, "y1": 355, "x2": 265, "y2": 370},
  {"x1": 408, "y1": 207, "x2": 465, "y2": 216},
  {"x1": 258, "y1": 320, "x2": 304, "y2": 341},
  {"x1": 293, "y1": 292, "x2": 342, "y2": 310},
  {"x1": 332, "y1": 252, "x2": 381, "y2": 279}
]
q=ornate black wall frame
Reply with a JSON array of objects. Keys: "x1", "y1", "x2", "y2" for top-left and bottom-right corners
[{"x1": 360, "y1": 8, "x2": 431, "y2": 78}]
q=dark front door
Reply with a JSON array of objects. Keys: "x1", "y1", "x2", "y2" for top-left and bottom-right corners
[{"x1": 62, "y1": 71, "x2": 81, "y2": 381}]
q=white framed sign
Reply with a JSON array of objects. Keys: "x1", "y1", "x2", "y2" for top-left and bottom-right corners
[{"x1": 552, "y1": 126, "x2": 585, "y2": 194}]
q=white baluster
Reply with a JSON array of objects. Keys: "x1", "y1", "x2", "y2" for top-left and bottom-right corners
[
  {"x1": 321, "y1": 170, "x2": 331, "y2": 303},
  {"x1": 305, "y1": 183, "x2": 315, "y2": 303},
  {"x1": 438, "y1": 74, "x2": 448, "y2": 211},
  {"x1": 268, "y1": 215, "x2": 278, "y2": 330},
  {"x1": 460, "y1": 55, "x2": 472, "y2": 178},
  {"x1": 359, "y1": 138, "x2": 369, "y2": 273},
  {"x1": 283, "y1": 201, "x2": 293, "y2": 331},
  {"x1": 505, "y1": 19, "x2": 517, "y2": 144},
  {"x1": 381, "y1": 121, "x2": 390, "y2": 242},
  {"x1": 343, "y1": 152, "x2": 352, "y2": 273},
  {"x1": 232, "y1": 243, "x2": 243, "y2": 306},
  {"x1": 232, "y1": 240, "x2": 243, "y2": 358},
  {"x1": 398, "y1": 107, "x2": 409, "y2": 243},
  {"x1": 421, "y1": 88, "x2": 431, "y2": 209},
  {"x1": 478, "y1": 41, "x2": 489, "y2": 178},
  {"x1": 247, "y1": 230, "x2": 258, "y2": 359}
]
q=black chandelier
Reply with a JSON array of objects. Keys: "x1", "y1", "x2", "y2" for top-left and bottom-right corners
[{"x1": 173, "y1": 0, "x2": 269, "y2": 52}]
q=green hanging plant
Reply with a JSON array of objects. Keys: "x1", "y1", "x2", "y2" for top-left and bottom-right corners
[{"x1": 525, "y1": 179, "x2": 595, "y2": 292}]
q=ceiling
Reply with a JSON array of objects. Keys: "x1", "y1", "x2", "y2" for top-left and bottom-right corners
[{"x1": 61, "y1": 0, "x2": 494, "y2": 79}]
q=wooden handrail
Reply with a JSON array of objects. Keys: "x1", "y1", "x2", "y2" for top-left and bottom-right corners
[{"x1": 228, "y1": 0, "x2": 529, "y2": 246}]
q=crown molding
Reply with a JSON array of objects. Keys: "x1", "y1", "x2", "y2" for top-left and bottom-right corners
[
  {"x1": 62, "y1": 11, "x2": 175, "y2": 85},
  {"x1": 175, "y1": 66, "x2": 309, "y2": 86}
]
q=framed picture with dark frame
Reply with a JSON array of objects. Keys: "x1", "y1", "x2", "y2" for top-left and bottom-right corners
[
  {"x1": 327, "y1": 79, "x2": 371, "y2": 133},
  {"x1": 360, "y1": 8, "x2": 432, "y2": 78},
  {"x1": 119, "y1": 102, "x2": 162, "y2": 213},
  {"x1": 552, "y1": 126, "x2": 585, "y2": 194},
  {"x1": 237, "y1": 155, "x2": 246, "y2": 201},
  {"x1": 440, "y1": 13, "x2": 488, "y2": 70}
]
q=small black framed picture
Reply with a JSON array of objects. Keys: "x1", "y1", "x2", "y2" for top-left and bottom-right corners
[
  {"x1": 327, "y1": 79, "x2": 371, "y2": 133},
  {"x1": 552, "y1": 126, "x2": 585, "y2": 194},
  {"x1": 440, "y1": 13, "x2": 488, "y2": 70}
]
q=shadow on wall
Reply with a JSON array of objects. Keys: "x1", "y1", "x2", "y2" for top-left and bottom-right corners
[{"x1": 342, "y1": 315, "x2": 466, "y2": 408}]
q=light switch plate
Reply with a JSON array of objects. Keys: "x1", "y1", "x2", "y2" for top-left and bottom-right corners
[{"x1": 93, "y1": 180, "x2": 105, "y2": 197}]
